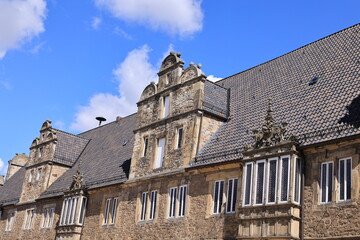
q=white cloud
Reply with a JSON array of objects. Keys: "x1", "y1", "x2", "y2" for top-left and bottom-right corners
[
  {"x1": 113, "y1": 26, "x2": 132, "y2": 40},
  {"x1": 95, "y1": 0, "x2": 203, "y2": 37},
  {"x1": 91, "y1": 17, "x2": 102, "y2": 30},
  {"x1": 0, "y1": 0, "x2": 47, "y2": 59},
  {"x1": 0, "y1": 158, "x2": 6, "y2": 175},
  {"x1": 71, "y1": 45, "x2": 157, "y2": 131},
  {"x1": 207, "y1": 75, "x2": 222, "y2": 82}
]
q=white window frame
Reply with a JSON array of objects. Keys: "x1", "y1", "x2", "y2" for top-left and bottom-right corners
[
  {"x1": 154, "y1": 138, "x2": 165, "y2": 169},
  {"x1": 254, "y1": 160, "x2": 266, "y2": 205},
  {"x1": 168, "y1": 187, "x2": 177, "y2": 218},
  {"x1": 242, "y1": 162, "x2": 253, "y2": 207},
  {"x1": 5, "y1": 210, "x2": 16, "y2": 231},
  {"x1": 293, "y1": 158, "x2": 301, "y2": 204},
  {"x1": 226, "y1": 178, "x2": 238, "y2": 213},
  {"x1": 320, "y1": 161, "x2": 333, "y2": 204},
  {"x1": 110, "y1": 198, "x2": 118, "y2": 225},
  {"x1": 178, "y1": 185, "x2": 187, "y2": 217},
  {"x1": 278, "y1": 155, "x2": 291, "y2": 203},
  {"x1": 23, "y1": 208, "x2": 35, "y2": 230},
  {"x1": 41, "y1": 206, "x2": 55, "y2": 229},
  {"x1": 339, "y1": 157, "x2": 352, "y2": 202},
  {"x1": 103, "y1": 198, "x2": 111, "y2": 225},
  {"x1": 140, "y1": 192, "x2": 148, "y2": 221},
  {"x1": 149, "y1": 190, "x2": 157, "y2": 220},
  {"x1": 213, "y1": 180, "x2": 224, "y2": 214},
  {"x1": 266, "y1": 157, "x2": 278, "y2": 205},
  {"x1": 78, "y1": 197, "x2": 87, "y2": 225}
]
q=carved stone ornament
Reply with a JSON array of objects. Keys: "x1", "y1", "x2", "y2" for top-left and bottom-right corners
[
  {"x1": 244, "y1": 99, "x2": 296, "y2": 151},
  {"x1": 70, "y1": 169, "x2": 84, "y2": 191}
]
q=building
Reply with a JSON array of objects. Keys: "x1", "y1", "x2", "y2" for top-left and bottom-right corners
[{"x1": 0, "y1": 23, "x2": 359, "y2": 240}]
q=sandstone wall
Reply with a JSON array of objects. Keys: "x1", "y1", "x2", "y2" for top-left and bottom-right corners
[{"x1": 302, "y1": 139, "x2": 360, "y2": 239}]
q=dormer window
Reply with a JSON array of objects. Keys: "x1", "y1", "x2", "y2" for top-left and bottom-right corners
[{"x1": 161, "y1": 95, "x2": 170, "y2": 118}]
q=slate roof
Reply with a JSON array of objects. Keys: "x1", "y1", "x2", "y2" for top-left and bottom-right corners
[
  {"x1": 193, "y1": 23, "x2": 360, "y2": 166},
  {"x1": 39, "y1": 113, "x2": 136, "y2": 198},
  {"x1": 0, "y1": 167, "x2": 26, "y2": 206},
  {"x1": 52, "y1": 130, "x2": 90, "y2": 166}
]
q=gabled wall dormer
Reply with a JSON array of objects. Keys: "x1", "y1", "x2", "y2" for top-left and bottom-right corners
[
  {"x1": 19, "y1": 120, "x2": 59, "y2": 203},
  {"x1": 129, "y1": 52, "x2": 230, "y2": 179},
  {"x1": 19, "y1": 119, "x2": 91, "y2": 204}
]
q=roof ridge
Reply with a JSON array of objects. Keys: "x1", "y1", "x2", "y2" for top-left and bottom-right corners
[
  {"x1": 216, "y1": 22, "x2": 360, "y2": 84},
  {"x1": 78, "y1": 112, "x2": 137, "y2": 135}
]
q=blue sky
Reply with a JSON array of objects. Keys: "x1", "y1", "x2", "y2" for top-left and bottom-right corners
[{"x1": 0, "y1": 0, "x2": 359, "y2": 176}]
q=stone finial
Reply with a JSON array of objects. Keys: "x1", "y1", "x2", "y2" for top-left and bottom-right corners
[
  {"x1": 170, "y1": 51, "x2": 175, "y2": 55},
  {"x1": 190, "y1": 62, "x2": 194, "y2": 66},
  {"x1": 197, "y1": 63, "x2": 202, "y2": 69},
  {"x1": 176, "y1": 52, "x2": 181, "y2": 57}
]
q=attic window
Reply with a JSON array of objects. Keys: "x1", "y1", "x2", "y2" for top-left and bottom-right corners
[{"x1": 309, "y1": 77, "x2": 318, "y2": 86}]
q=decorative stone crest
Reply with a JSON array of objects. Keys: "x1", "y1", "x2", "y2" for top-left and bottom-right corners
[
  {"x1": 244, "y1": 99, "x2": 296, "y2": 151},
  {"x1": 69, "y1": 159, "x2": 84, "y2": 191}
]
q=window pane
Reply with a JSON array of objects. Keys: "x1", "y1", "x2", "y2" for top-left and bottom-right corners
[
  {"x1": 104, "y1": 199, "x2": 111, "y2": 224},
  {"x1": 179, "y1": 186, "x2": 187, "y2": 217},
  {"x1": 111, "y1": 198, "x2": 118, "y2": 224},
  {"x1": 346, "y1": 159, "x2": 351, "y2": 200},
  {"x1": 339, "y1": 160, "x2": 345, "y2": 200},
  {"x1": 321, "y1": 163, "x2": 327, "y2": 203},
  {"x1": 78, "y1": 197, "x2": 87, "y2": 225},
  {"x1": 150, "y1": 191, "x2": 157, "y2": 220},
  {"x1": 177, "y1": 128, "x2": 183, "y2": 149},
  {"x1": 169, "y1": 188, "x2": 177, "y2": 218},
  {"x1": 268, "y1": 160, "x2": 277, "y2": 203},
  {"x1": 164, "y1": 96, "x2": 170, "y2": 117},
  {"x1": 213, "y1": 181, "x2": 219, "y2": 213},
  {"x1": 328, "y1": 163, "x2": 333, "y2": 202},
  {"x1": 155, "y1": 138, "x2": 165, "y2": 168},
  {"x1": 244, "y1": 164, "x2": 253, "y2": 205},
  {"x1": 232, "y1": 179, "x2": 238, "y2": 212},
  {"x1": 143, "y1": 138, "x2": 148, "y2": 156},
  {"x1": 281, "y1": 157, "x2": 289, "y2": 202},
  {"x1": 219, "y1": 181, "x2": 224, "y2": 212},
  {"x1": 294, "y1": 159, "x2": 301, "y2": 203},
  {"x1": 141, "y1": 192, "x2": 147, "y2": 221},
  {"x1": 226, "y1": 179, "x2": 233, "y2": 213},
  {"x1": 256, "y1": 162, "x2": 265, "y2": 204}
]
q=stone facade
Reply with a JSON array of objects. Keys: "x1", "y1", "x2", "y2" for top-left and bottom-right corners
[{"x1": 1, "y1": 24, "x2": 360, "y2": 240}]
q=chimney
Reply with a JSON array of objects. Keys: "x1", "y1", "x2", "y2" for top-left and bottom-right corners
[
  {"x1": 0, "y1": 175, "x2": 4, "y2": 186},
  {"x1": 116, "y1": 116, "x2": 122, "y2": 121}
]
